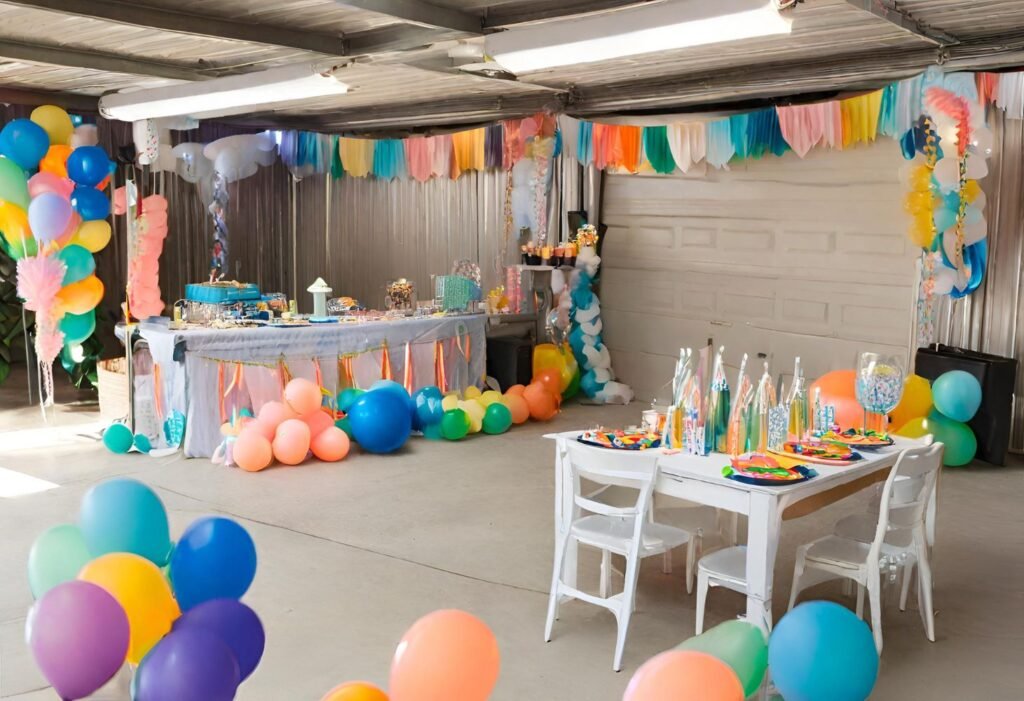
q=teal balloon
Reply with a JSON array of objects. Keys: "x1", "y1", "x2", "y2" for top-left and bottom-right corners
[
  {"x1": 338, "y1": 388, "x2": 364, "y2": 413},
  {"x1": 59, "y1": 310, "x2": 95, "y2": 345},
  {"x1": 423, "y1": 423, "x2": 444, "y2": 440},
  {"x1": 102, "y1": 423, "x2": 133, "y2": 453},
  {"x1": 926, "y1": 410, "x2": 977, "y2": 466},
  {"x1": 482, "y1": 402, "x2": 512, "y2": 434},
  {"x1": 79, "y1": 478, "x2": 173, "y2": 566},
  {"x1": 334, "y1": 416, "x2": 353, "y2": 439},
  {"x1": 676, "y1": 620, "x2": 767, "y2": 698},
  {"x1": 134, "y1": 434, "x2": 152, "y2": 454},
  {"x1": 27, "y1": 524, "x2": 92, "y2": 599},
  {"x1": 57, "y1": 244, "x2": 95, "y2": 285},
  {"x1": 931, "y1": 370, "x2": 982, "y2": 422},
  {"x1": 413, "y1": 386, "x2": 445, "y2": 429}
]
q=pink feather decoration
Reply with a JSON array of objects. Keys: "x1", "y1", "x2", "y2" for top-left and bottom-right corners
[
  {"x1": 16, "y1": 252, "x2": 66, "y2": 365},
  {"x1": 925, "y1": 87, "x2": 972, "y2": 157}
]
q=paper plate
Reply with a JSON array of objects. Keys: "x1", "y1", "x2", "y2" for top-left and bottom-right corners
[
  {"x1": 820, "y1": 429, "x2": 894, "y2": 450},
  {"x1": 768, "y1": 441, "x2": 862, "y2": 466}
]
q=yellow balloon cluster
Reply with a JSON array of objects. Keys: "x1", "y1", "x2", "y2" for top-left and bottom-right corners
[
  {"x1": 903, "y1": 164, "x2": 936, "y2": 249},
  {"x1": 890, "y1": 374, "x2": 933, "y2": 433}
]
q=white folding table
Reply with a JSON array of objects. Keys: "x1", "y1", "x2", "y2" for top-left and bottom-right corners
[{"x1": 547, "y1": 431, "x2": 917, "y2": 633}]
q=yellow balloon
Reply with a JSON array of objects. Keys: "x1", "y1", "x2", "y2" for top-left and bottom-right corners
[
  {"x1": 0, "y1": 202, "x2": 35, "y2": 258},
  {"x1": 478, "y1": 390, "x2": 503, "y2": 408},
  {"x1": 30, "y1": 105, "x2": 74, "y2": 146},
  {"x1": 458, "y1": 400, "x2": 484, "y2": 433},
  {"x1": 72, "y1": 220, "x2": 112, "y2": 253},
  {"x1": 895, "y1": 416, "x2": 931, "y2": 439},
  {"x1": 56, "y1": 274, "x2": 104, "y2": 315},
  {"x1": 441, "y1": 394, "x2": 460, "y2": 412},
  {"x1": 890, "y1": 374, "x2": 933, "y2": 430},
  {"x1": 962, "y1": 179, "x2": 981, "y2": 203},
  {"x1": 321, "y1": 681, "x2": 389, "y2": 701},
  {"x1": 533, "y1": 342, "x2": 576, "y2": 391},
  {"x1": 78, "y1": 553, "x2": 180, "y2": 664},
  {"x1": 463, "y1": 385, "x2": 482, "y2": 400}
]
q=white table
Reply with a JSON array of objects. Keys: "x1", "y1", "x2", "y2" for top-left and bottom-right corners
[{"x1": 547, "y1": 432, "x2": 916, "y2": 633}]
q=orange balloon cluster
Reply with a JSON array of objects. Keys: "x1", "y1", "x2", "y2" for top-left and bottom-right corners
[{"x1": 517, "y1": 368, "x2": 562, "y2": 422}]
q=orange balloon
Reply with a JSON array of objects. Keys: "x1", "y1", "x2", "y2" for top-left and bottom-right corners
[
  {"x1": 285, "y1": 377, "x2": 322, "y2": 416},
  {"x1": 55, "y1": 274, "x2": 104, "y2": 315},
  {"x1": 272, "y1": 418, "x2": 311, "y2": 466},
  {"x1": 505, "y1": 384, "x2": 526, "y2": 397},
  {"x1": 235, "y1": 431, "x2": 273, "y2": 472},
  {"x1": 624, "y1": 650, "x2": 744, "y2": 701},
  {"x1": 389, "y1": 610, "x2": 499, "y2": 701},
  {"x1": 311, "y1": 426, "x2": 350, "y2": 462},
  {"x1": 523, "y1": 382, "x2": 558, "y2": 421},
  {"x1": 302, "y1": 409, "x2": 334, "y2": 438},
  {"x1": 533, "y1": 368, "x2": 563, "y2": 398},
  {"x1": 245, "y1": 418, "x2": 277, "y2": 442},
  {"x1": 809, "y1": 369, "x2": 861, "y2": 429},
  {"x1": 321, "y1": 681, "x2": 388, "y2": 701},
  {"x1": 503, "y1": 393, "x2": 530, "y2": 425},
  {"x1": 258, "y1": 400, "x2": 294, "y2": 432},
  {"x1": 40, "y1": 145, "x2": 72, "y2": 178}
]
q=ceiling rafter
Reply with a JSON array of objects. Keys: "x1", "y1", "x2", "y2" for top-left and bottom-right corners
[
  {"x1": 844, "y1": 0, "x2": 959, "y2": 46},
  {"x1": 483, "y1": 0, "x2": 664, "y2": 28},
  {"x1": 0, "y1": 38, "x2": 212, "y2": 81},
  {"x1": 331, "y1": 0, "x2": 481, "y2": 34}
]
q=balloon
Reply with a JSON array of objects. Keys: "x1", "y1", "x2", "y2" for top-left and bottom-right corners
[
  {"x1": 234, "y1": 431, "x2": 273, "y2": 472},
  {"x1": 348, "y1": 389, "x2": 412, "y2": 453},
  {"x1": 257, "y1": 400, "x2": 295, "y2": 431},
  {"x1": 78, "y1": 553, "x2": 181, "y2": 665},
  {"x1": 440, "y1": 408, "x2": 470, "y2": 440},
  {"x1": 389, "y1": 609, "x2": 499, "y2": 701},
  {"x1": 39, "y1": 144, "x2": 72, "y2": 177},
  {"x1": 623, "y1": 650, "x2": 744, "y2": 701},
  {"x1": 79, "y1": 478, "x2": 172, "y2": 565},
  {"x1": 335, "y1": 416, "x2": 354, "y2": 438},
  {"x1": 338, "y1": 387, "x2": 365, "y2": 413},
  {"x1": 0, "y1": 157, "x2": 29, "y2": 211},
  {"x1": 0, "y1": 201, "x2": 33, "y2": 258},
  {"x1": 457, "y1": 399, "x2": 484, "y2": 433},
  {"x1": 482, "y1": 402, "x2": 513, "y2": 434},
  {"x1": 303, "y1": 409, "x2": 334, "y2": 438},
  {"x1": 768, "y1": 601, "x2": 878, "y2": 701},
  {"x1": 478, "y1": 389, "x2": 503, "y2": 407},
  {"x1": 441, "y1": 393, "x2": 460, "y2": 412},
  {"x1": 564, "y1": 367, "x2": 581, "y2": 399},
  {"x1": 31, "y1": 105, "x2": 74, "y2": 146},
  {"x1": 170, "y1": 516, "x2": 257, "y2": 611},
  {"x1": 533, "y1": 367, "x2": 563, "y2": 398},
  {"x1": 890, "y1": 374, "x2": 933, "y2": 429},
  {"x1": 423, "y1": 423, "x2": 444, "y2": 440},
  {"x1": 925, "y1": 410, "x2": 977, "y2": 466},
  {"x1": 932, "y1": 157, "x2": 959, "y2": 193},
  {"x1": 134, "y1": 627, "x2": 240, "y2": 701},
  {"x1": 523, "y1": 382, "x2": 559, "y2": 421},
  {"x1": 57, "y1": 244, "x2": 95, "y2": 284},
  {"x1": 322, "y1": 681, "x2": 390, "y2": 701},
  {"x1": 895, "y1": 416, "x2": 931, "y2": 439},
  {"x1": 134, "y1": 433, "x2": 152, "y2": 454},
  {"x1": 413, "y1": 386, "x2": 445, "y2": 428},
  {"x1": 102, "y1": 422, "x2": 134, "y2": 453},
  {"x1": 71, "y1": 186, "x2": 111, "y2": 220},
  {"x1": 59, "y1": 310, "x2": 96, "y2": 345},
  {"x1": 284, "y1": 377, "x2": 322, "y2": 416},
  {"x1": 174, "y1": 599, "x2": 265, "y2": 682},
  {"x1": 676, "y1": 620, "x2": 767, "y2": 698},
  {"x1": 28, "y1": 524, "x2": 92, "y2": 599},
  {"x1": 463, "y1": 385, "x2": 482, "y2": 400},
  {"x1": 312, "y1": 426, "x2": 351, "y2": 462},
  {"x1": 371, "y1": 379, "x2": 415, "y2": 415},
  {"x1": 273, "y1": 418, "x2": 311, "y2": 465},
  {"x1": 931, "y1": 370, "x2": 982, "y2": 422},
  {"x1": 67, "y1": 145, "x2": 112, "y2": 187},
  {"x1": 28, "y1": 171, "x2": 74, "y2": 200},
  {"x1": 56, "y1": 274, "x2": 104, "y2": 315},
  {"x1": 809, "y1": 369, "x2": 861, "y2": 429},
  {"x1": 27, "y1": 192, "x2": 72, "y2": 243},
  {"x1": 71, "y1": 219, "x2": 112, "y2": 252},
  {"x1": 503, "y1": 393, "x2": 530, "y2": 424},
  {"x1": 26, "y1": 580, "x2": 130, "y2": 701},
  {"x1": 0, "y1": 118, "x2": 49, "y2": 170},
  {"x1": 506, "y1": 384, "x2": 526, "y2": 396}
]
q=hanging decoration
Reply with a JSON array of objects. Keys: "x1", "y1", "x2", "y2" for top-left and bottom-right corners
[{"x1": 112, "y1": 191, "x2": 169, "y2": 319}]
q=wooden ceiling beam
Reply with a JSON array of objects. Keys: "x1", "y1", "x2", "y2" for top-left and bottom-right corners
[
  {"x1": 0, "y1": 38, "x2": 212, "y2": 81},
  {"x1": 331, "y1": 0, "x2": 481, "y2": 34}
]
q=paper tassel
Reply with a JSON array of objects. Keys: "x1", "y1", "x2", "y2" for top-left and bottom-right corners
[
  {"x1": 706, "y1": 119, "x2": 735, "y2": 168},
  {"x1": 403, "y1": 342, "x2": 414, "y2": 394},
  {"x1": 642, "y1": 126, "x2": 676, "y2": 173},
  {"x1": 434, "y1": 339, "x2": 448, "y2": 393},
  {"x1": 380, "y1": 342, "x2": 393, "y2": 381}
]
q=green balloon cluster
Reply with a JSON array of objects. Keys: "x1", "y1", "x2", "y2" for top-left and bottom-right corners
[
  {"x1": 925, "y1": 410, "x2": 977, "y2": 467},
  {"x1": 482, "y1": 403, "x2": 512, "y2": 434},
  {"x1": 440, "y1": 408, "x2": 470, "y2": 440},
  {"x1": 676, "y1": 620, "x2": 768, "y2": 698}
]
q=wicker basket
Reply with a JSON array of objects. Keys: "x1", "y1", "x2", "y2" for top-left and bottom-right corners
[{"x1": 97, "y1": 357, "x2": 130, "y2": 422}]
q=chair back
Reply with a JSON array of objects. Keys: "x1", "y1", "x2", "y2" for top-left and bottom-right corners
[
  {"x1": 870, "y1": 443, "x2": 944, "y2": 555},
  {"x1": 561, "y1": 440, "x2": 659, "y2": 521}
]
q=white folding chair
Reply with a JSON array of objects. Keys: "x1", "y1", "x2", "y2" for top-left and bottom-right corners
[
  {"x1": 651, "y1": 496, "x2": 734, "y2": 595},
  {"x1": 545, "y1": 441, "x2": 690, "y2": 671},
  {"x1": 788, "y1": 443, "x2": 944, "y2": 653},
  {"x1": 694, "y1": 545, "x2": 763, "y2": 635}
]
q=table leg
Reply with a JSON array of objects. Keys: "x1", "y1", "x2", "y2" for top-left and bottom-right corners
[{"x1": 745, "y1": 492, "x2": 783, "y2": 634}]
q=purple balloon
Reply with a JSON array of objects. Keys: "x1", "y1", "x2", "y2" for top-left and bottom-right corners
[
  {"x1": 26, "y1": 580, "x2": 129, "y2": 700},
  {"x1": 28, "y1": 192, "x2": 73, "y2": 243},
  {"x1": 134, "y1": 628, "x2": 240, "y2": 701},
  {"x1": 174, "y1": 599, "x2": 265, "y2": 681}
]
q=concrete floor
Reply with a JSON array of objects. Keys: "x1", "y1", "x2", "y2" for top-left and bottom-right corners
[{"x1": 1, "y1": 399, "x2": 1021, "y2": 700}]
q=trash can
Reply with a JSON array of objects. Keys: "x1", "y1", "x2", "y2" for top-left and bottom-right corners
[{"x1": 487, "y1": 337, "x2": 534, "y2": 391}]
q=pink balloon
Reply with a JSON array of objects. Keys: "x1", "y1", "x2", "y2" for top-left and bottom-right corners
[
  {"x1": 243, "y1": 421, "x2": 275, "y2": 442},
  {"x1": 272, "y1": 419, "x2": 310, "y2": 466},
  {"x1": 28, "y1": 172, "x2": 74, "y2": 200},
  {"x1": 234, "y1": 431, "x2": 273, "y2": 472},
  {"x1": 301, "y1": 409, "x2": 333, "y2": 438},
  {"x1": 257, "y1": 400, "x2": 294, "y2": 431},
  {"x1": 311, "y1": 426, "x2": 350, "y2": 462},
  {"x1": 113, "y1": 186, "x2": 128, "y2": 215},
  {"x1": 284, "y1": 378, "x2": 321, "y2": 416},
  {"x1": 54, "y1": 211, "x2": 81, "y2": 246}
]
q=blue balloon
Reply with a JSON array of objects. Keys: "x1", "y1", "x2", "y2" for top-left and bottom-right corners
[
  {"x1": 71, "y1": 186, "x2": 111, "y2": 220},
  {"x1": 768, "y1": 601, "x2": 878, "y2": 701},
  {"x1": 67, "y1": 145, "x2": 112, "y2": 187},
  {"x1": 170, "y1": 517, "x2": 256, "y2": 611},
  {"x1": 347, "y1": 388, "x2": 412, "y2": 454},
  {"x1": 0, "y1": 119, "x2": 49, "y2": 170},
  {"x1": 57, "y1": 244, "x2": 95, "y2": 285},
  {"x1": 174, "y1": 599, "x2": 264, "y2": 682},
  {"x1": 371, "y1": 378, "x2": 415, "y2": 412},
  {"x1": 79, "y1": 478, "x2": 172, "y2": 566},
  {"x1": 413, "y1": 386, "x2": 445, "y2": 429},
  {"x1": 932, "y1": 369, "x2": 982, "y2": 422},
  {"x1": 134, "y1": 627, "x2": 239, "y2": 701}
]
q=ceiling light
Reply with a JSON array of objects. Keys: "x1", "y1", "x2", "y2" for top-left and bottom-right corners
[
  {"x1": 99, "y1": 63, "x2": 349, "y2": 122},
  {"x1": 485, "y1": 0, "x2": 793, "y2": 74}
]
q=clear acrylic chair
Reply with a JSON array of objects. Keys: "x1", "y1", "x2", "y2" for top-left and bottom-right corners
[
  {"x1": 788, "y1": 443, "x2": 944, "y2": 653},
  {"x1": 544, "y1": 441, "x2": 690, "y2": 671}
]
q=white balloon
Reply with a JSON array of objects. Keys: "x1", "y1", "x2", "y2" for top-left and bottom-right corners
[
  {"x1": 963, "y1": 217, "x2": 987, "y2": 245},
  {"x1": 70, "y1": 124, "x2": 99, "y2": 149},
  {"x1": 599, "y1": 381, "x2": 634, "y2": 405},
  {"x1": 931, "y1": 264, "x2": 956, "y2": 296},
  {"x1": 932, "y1": 158, "x2": 960, "y2": 193},
  {"x1": 970, "y1": 126, "x2": 994, "y2": 157},
  {"x1": 580, "y1": 318, "x2": 603, "y2": 336},
  {"x1": 550, "y1": 270, "x2": 566, "y2": 295},
  {"x1": 964, "y1": 205, "x2": 983, "y2": 226},
  {"x1": 574, "y1": 304, "x2": 600, "y2": 322},
  {"x1": 965, "y1": 156, "x2": 988, "y2": 180},
  {"x1": 972, "y1": 189, "x2": 987, "y2": 211},
  {"x1": 594, "y1": 367, "x2": 612, "y2": 383},
  {"x1": 172, "y1": 143, "x2": 212, "y2": 183}
]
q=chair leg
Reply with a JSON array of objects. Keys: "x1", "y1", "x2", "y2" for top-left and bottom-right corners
[
  {"x1": 900, "y1": 560, "x2": 915, "y2": 612},
  {"x1": 545, "y1": 532, "x2": 571, "y2": 642},
  {"x1": 856, "y1": 583, "x2": 865, "y2": 620},
  {"x1": 614, "y1": 548, "x2": 643, "y2": 672},
  {"x1": 662, "y1": 548, "x2": 673, "y2": 575},
  {"x1": 788, "y1": 553, "x2": 807, "y2": 612},
  {"x1": 867, "y1": 572, "x2": 884, "y2": 654},
  {"x1": 916, "y1": 532, "x2": 937, "y2": 643},
  {"x1": 695, "y1": 570, "x2": 709, "y2": 635},
  {"x1": 685, "y1": 536, "x2": 699, "y2": 595},
  {"x1": 843, "y1": 579, "x2": 853, "y2": 597},
  {"x1": 600, "y1": 549, "x2": 611, "y2": 599}
]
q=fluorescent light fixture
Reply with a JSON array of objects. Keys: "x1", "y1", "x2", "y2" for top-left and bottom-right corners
[
  {"x1": 485, "y1": 0, "x2": 793, "y2": 74},
  {"x1": 99, "y1": 62, "x2": 349, "y2": 121}
]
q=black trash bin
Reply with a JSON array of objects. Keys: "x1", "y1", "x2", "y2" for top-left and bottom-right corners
[
  {"x1": 915, "y1": 344, "x2": 1018, "y2": 465},
  {"x1": 487, "y1": 337, "x2": 534, "y2": 391}
]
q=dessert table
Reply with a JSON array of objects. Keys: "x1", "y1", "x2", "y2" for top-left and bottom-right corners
[{"x1": 546, "y1": 431, "x2": 920, "y2": 634}]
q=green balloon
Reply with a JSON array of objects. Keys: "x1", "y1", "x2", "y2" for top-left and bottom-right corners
[
  {"x1": 482, "y1": 402, "x2": 513, "y2": 434},
  {"x1": 926, "y1": 410, "x2": 977, "y2": 466},
  {"x1": 27, "y1": 524, "x2": 92, "y2": 599},
  {"x1": 59, "y1": 310, "x2": 95, "y2": 345},
  {"x1": 423, "y1": 423, "x2": 444, "y2": 440},
  {"x1": 334, "y1": 416, "x2": 354, "y2": 438},
  {"x1": 0, "y1": 156, "x2": 29, "y2": 210},
  {"x1": 563, "y1": 367, "x2": 581, "y2": 400},
  {"x1": 677, "y1": 620, "x2": 768, "y2": 697},
  {"x1": 2, "y1": 231, "x2": 36, "y2": 260},
  {"x1": 440, "y1": 408, "x2": 470, "y2": 441},
  {"x1": 57, "y1": 244, "x2": 95, "y2": 285},
  {"x1": 102, "y1": 422, "x2": 134, "y2": 453},
  {"x1": 338, "y1": 388, "x2": 365, "y2": 413}
]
